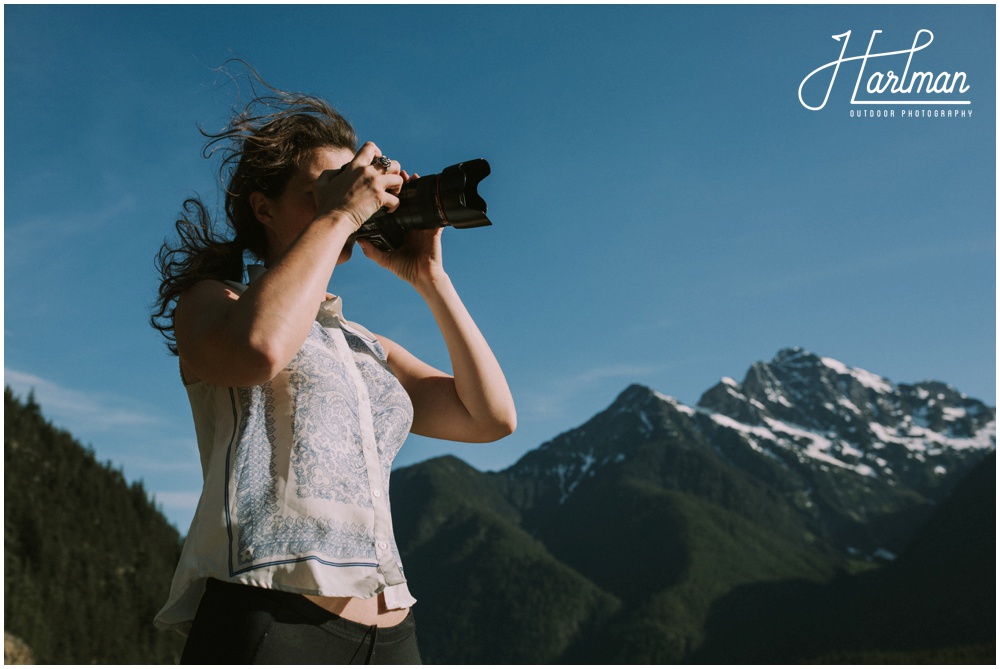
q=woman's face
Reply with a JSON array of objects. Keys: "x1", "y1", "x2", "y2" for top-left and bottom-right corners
[{"x1": 260, "y1": 145, "x2": 356, "y2": 265}]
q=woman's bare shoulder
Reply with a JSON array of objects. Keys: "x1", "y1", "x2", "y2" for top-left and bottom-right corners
[{"x1": 177, "y1": 279, "x2": 244, "y2": 311}]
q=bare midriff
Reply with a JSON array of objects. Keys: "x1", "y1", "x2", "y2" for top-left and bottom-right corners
[{"x1": 303, "y1": 592, "x2": 410, "y2": 627}]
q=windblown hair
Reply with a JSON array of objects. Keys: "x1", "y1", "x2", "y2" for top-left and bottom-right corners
[{"x1": 151, "y1": 70, "x2": 357, "y2": 354}]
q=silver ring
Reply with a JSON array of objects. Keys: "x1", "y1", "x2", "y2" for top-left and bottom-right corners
[{"x1": 372, "y1": 155, "x2": 392, "y2": 172}]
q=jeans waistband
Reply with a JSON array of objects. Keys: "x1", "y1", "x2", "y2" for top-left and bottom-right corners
[{"x1": 204, "y1": 578, "x2": 417, "y2": 645}]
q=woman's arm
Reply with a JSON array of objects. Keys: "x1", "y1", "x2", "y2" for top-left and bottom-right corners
[
  {"x1": 173, "y1": 214, "x2": 356, "y2": 387},
  {"x1": 175, "y1": 143, "x2": 403, "y2": 387},
  {"x1": 360, "y1": 229, "x2": 517, "y2": 443}
]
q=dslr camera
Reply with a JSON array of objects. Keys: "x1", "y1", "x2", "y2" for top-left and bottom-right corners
[{"x1": 354, "y1": 158, "x2": 492, "y2": 252}]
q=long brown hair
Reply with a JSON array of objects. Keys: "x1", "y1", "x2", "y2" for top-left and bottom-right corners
[{"x1": 151, "y1": 69, "x2": 357, "y2": 354}]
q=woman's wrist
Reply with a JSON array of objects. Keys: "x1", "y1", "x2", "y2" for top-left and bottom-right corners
[
  {"x1": 316, "y1": 209, "x2": 362, "y2": 236},
  {"x1": 413, "y1": 268, "x2": 452, "y2": 298}
]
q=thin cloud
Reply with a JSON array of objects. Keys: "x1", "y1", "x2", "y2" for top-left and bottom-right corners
[
  {"x1": 5, "y1": 368, "x2": 164, "y2": 432},
  {"x1": 152, "y1": 491, "x2": 202, "y2": 514},
  {"x1": 122, "y1": 450, "x2": 202, "y2": 475},
  {"x1": 520, "y1": 362, "x2": 664, "y2": 421},
  {"x1": 4, "y1": 194, "x2": 138, "y2": 270},
  {"x1": 570, "y1": 364, "x2": 657, "y2": 386},
  {"x1": 737, "y1": 238, "x2": 992, "y2": 297}
]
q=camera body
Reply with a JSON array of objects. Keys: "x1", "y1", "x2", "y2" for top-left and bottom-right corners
[{"x1": 354, "y1": 159, "x2": 492, "y2": 252}]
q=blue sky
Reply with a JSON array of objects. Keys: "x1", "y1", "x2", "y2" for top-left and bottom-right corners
[{"x1": 4, "y1": 4, "x2": 995, "y2": 531}]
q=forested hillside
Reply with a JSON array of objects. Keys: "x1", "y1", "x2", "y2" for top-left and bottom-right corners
[{"x1": 4, "y1": 388, "x2": 185, "y2": 664}]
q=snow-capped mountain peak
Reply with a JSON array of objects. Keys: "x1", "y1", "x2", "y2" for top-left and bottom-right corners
[
  {"x1": 695, "y1": 348, "x2": 994, "y2": 492},
  {"x1": 505, "y1": 349, "x2": 993, "y2": 553}
]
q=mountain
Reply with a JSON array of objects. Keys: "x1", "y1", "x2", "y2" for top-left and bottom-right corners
[
  {"x1": 693, "y1": 347, "x2": 994, "y2": 556},
  {"x1": 390, "y1": 456, "x2": 621, "y2": 664},
  {"x1": 391, "y1": 348, "x2": 995, "y2": 663},
  {"x1": 4, "y1": 388, "x2": 185, "y2": 664}
]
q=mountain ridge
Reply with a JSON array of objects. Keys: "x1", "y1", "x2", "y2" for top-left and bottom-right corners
[
  {"x1": 389, "y1": 347, "x2": 993, "y2": 662},
  {"x1": 507, "y1": 348, "x2": 991, "y2": 550}
]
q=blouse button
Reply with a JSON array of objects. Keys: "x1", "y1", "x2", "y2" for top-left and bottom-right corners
[
  {"x1": 378, "y1": 541, "x2": 388, "y2": 550},
  {"x1": 372, "y1": 489, "x2": 382, "y2": 498}
]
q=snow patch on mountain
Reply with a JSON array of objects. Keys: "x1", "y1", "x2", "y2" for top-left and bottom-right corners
[
  {"x1": 707, "y1": 411, "x2": 878, "y2": 477},
  {"x1": 869, "y1": 418, "x2": 996, "y2": 452},
  {"x1": 820, "y1": 356, "x2": 892, "y2": 393},
  {"x1": 694, "y1": 348, "x2": 995, "y2": 482},
  {"x1": 553, "y1": 447, "x2": 602, "y2": 504},
  {"x1": 636, "y1": 410, "x2": 654, "y2": 436}
]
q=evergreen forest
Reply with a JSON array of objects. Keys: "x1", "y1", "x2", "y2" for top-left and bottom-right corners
[{"x1": 4, "y1": 388, "x2": 185, "y2": 663}]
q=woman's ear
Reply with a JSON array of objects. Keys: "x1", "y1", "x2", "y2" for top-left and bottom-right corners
[{"x1": 249, "y1": 192, "x2": 273, "y2": 227}]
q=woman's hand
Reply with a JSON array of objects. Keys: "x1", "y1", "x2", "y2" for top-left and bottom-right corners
[
  {"x1": 358, "y1": 226, "x2": 445, "y2": 290},
  {"x1": 314, "y1": 142, "x2": 403, "y2": 231},
  {"x1": 355, "y1": 171, "x2": 449, "y2": 289}
]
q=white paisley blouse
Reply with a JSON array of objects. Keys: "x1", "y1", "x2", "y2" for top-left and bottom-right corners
[{"x1": 154, "y1": 266, "x2": 417, "y2": 631}]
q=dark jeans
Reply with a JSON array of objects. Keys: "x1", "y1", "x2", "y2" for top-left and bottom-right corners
[{"x1": 181, "y1": 579, "x2": 422, "y2": 665}]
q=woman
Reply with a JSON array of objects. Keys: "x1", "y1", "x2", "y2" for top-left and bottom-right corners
[{"x1": 151, "y1": 82, "x2": 516, "y2": 664}]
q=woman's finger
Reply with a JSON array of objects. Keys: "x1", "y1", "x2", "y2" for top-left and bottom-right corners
[
  {"x1": 353, "y1": 141, "x2": 381, "y2": 167},
  {"x1": 380, "y1": 190, "x2": 401, "y2": 213}
]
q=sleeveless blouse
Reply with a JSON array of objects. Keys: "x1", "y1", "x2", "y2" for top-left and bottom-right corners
[{"x1": 155, "y1": 268, "x2": 416, "y2": 631}]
